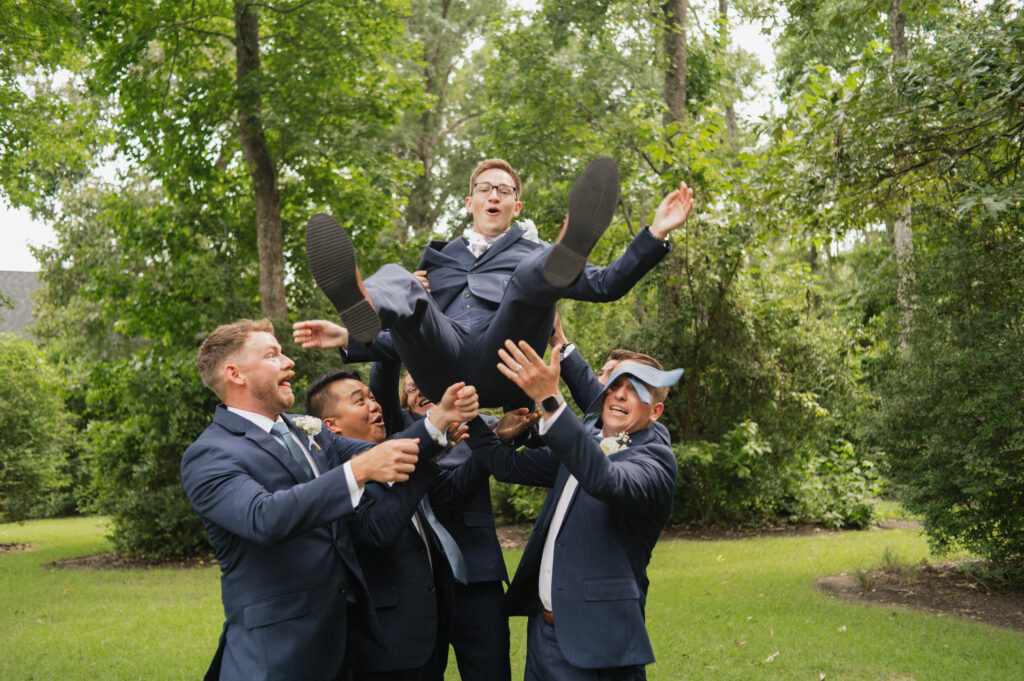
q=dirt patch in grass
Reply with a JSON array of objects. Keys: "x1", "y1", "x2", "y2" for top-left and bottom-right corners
[
  {"x1": 47, "y1": 553, "x2": 215, "y2": 570},
  {"x1": 1, "y1": 543, "x2": 30, "y2": 554},
  {"x1": 817, "y1": 561, "x2": 1024, "y2": 632}
]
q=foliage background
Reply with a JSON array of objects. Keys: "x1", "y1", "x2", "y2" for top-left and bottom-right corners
[{"x1": 0, "y1": 0, "x2": 1021, "y2": 566}]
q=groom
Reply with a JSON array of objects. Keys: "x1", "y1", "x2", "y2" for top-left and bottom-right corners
[{"x1": 297, "y1": 157, "x2": 693, "y2": 409}]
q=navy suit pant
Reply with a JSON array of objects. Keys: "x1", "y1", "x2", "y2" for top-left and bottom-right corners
[
  {"x1": 363, "y1": 249, "x2": 563, "y2": 408},
  {"x1": 448, "y1": 580, "x2": 511, "y2": 681},
  {"x1": 525, "y1": 609, "x2": 646, "y2": 681}
]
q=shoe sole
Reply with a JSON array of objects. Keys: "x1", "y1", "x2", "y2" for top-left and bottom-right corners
[
  {"x1": 305, "y1": 213, "x2": 381, "y2": 343},
  {"x1": 543, "y1": 157, "x2": 620, "y2": 288}
]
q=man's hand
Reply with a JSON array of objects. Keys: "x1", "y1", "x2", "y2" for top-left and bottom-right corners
[
  {"x1": 649, "y1": 180, "x2": 694, "y2": 240},
  {"x1": 549, "y1": 309, "x2": 568, "y2": 349},
  {"x1": 495, "y1": 407, "x2": 542, "y2": 441},
  {"x1": 349, "y1": 438, "x2": 420, "y2": 484},
  {"x1": 497, "y1": 339, "x2": 560, "y2": 402},
  {"x1": 428, "y1": 382, "x2": 480, "y2": 433},
  {"x1": 447, "y1": 422, "x2": 469, "y2": 447},
  {"x1": 293, "y1": 320, "x2": 349, "y2": 350},
  {"x1": 413, "y1": 269, "x2": 431, "y2": 293}
]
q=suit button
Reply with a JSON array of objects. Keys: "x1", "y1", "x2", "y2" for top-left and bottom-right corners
[
  {"x1": 428, "y1": 584, "x2": 436, "y2": 592},
  {"x1": 463, "y1": 292, "x2": 470, "y2": 298},
  {"x1": 418, "y1": 545, "x2": 426, "y2": 553},
  {"x1": 338, "y1": 585, "x2": 347, "y2": 595},
  {"x1": 465, "y1": 305, "x2": 470, "y2": 309}
]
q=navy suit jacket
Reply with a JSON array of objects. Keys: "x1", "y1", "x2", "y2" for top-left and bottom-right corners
[
  {"x1": 347, "y1": 225, "x2": 669, "y2": 408},
  {"x1": 468, "y1": 412, "x2": 676, "y2": 669},
  {"x1": 418, "y1": 224, "x2": 669, "y2": 326},
  {"x1": 180, "y1": 406, "x2": 441, "y2": 681},
  {"x1": 346, "y1": 435, "x2": 492, "y2": 672},
  {"x1": 370, "y1": 359, "x2": 509, "y2": 584}
]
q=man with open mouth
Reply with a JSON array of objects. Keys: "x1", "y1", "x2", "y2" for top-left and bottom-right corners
[{"x1": 294, "y1": 157, "x2": 693, "y2": 411}]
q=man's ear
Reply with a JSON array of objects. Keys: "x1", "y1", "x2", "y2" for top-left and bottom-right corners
[
  {"x1": 512, "y1": 200, "x2": 522, "y2": 217},
  {"x1": 322, "y1": 417, "x2": 343, "y2": 436},
  {"x1": 464, "y1": 195, "x2": 473, "y2": 214},
  {"x1": 649, "y1": 402, "x2": 665, "y2": 423},
  {"x1": 222, "y1": 362, "x2": 245, "y2": 389}
]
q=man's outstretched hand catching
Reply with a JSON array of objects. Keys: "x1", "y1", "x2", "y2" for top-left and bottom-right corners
[
  {"x1": 350, "y1": 438, "x2": 420, "y2": 484},
  {"x1": 293, "y1": 319, "x2": 349, "y2": 350},
  {"x1": 649, "y1": 180, "x2": 695, "y2": 240},
  {"x1": 428, "y1": 382, "x2": 480, "y2": 434},
  {"x1": 497, "y1": 339, "x2": 561, "y2": 403}
]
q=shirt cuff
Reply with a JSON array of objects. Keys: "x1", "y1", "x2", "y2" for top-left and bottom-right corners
[
  {"x1": 559, "y1": 342, "x2": 576, "y2": 359},
  {"x1": 538, "y1": 402, "x2": 568, "y2": 435},
  {"x1": 423, "y1": 412, "x2": 449, "y2": 446},
  {"x1": 342, "y1": 461, "x2": 363, "y2": 507}
]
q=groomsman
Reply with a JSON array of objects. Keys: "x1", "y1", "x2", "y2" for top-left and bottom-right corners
[
  {"x1": 304, "y1": 368, "x2": 488, "y2": 681},
  {"x1": 468, "y1": 339, "x2": 681, "y2": 681},
  {"x1": 180, "y1": 319, "x2": 473, "y2": 681}
]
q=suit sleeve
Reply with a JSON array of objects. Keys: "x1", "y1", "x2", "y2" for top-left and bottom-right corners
[
  {"x1": 428, "y1": 447, "x2": 491, "y2": 508},
  {"x1": 560, "y1": 348, "x2": 604, "y2": 413},
  {"x1": 370, "y1": 359, "x2": 406, "y2": 437},
  {"x1": 543, "y1": 412, "x2": 676, "y2": 514},
  {"x1": 345, "y1": 331, "x2": 400, "y2": 364},
  {"x1": 180, "y1": 433, "x2": 372, "y2": 547},
  {"x1": 565, "y1": 228, "x2": 669, "y2": 302},
  {"x1": 348, "y1": 463, "x2": 439, "y2": 547},
  {"x1": 464, "y1": 417, "x2": 560, "y2": 487}
]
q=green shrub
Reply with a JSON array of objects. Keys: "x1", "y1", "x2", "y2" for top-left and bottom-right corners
[
  {"x1": 0, "y1": 333, "x2": 72, "y2": 521},
  {"x1": 797, "y1": 439, "x2": 879, "y2": 529}
]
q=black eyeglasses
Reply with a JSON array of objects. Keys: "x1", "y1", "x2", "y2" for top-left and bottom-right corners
[{"x1": 473, "y1": 182, "x2": 518, "y2": 198}]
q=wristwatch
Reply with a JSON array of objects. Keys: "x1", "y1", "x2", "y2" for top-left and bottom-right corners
[{"x1": 540, "y1": 393, "x2": 565, "y2": 413}]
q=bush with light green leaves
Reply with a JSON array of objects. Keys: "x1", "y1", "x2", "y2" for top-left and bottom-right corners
[{"x1": 0, "y1": 332, "x2": 72, "y2": 521}]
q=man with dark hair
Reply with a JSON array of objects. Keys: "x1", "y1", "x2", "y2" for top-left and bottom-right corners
[
  {"x1": 180, "y1": 319, "x2": 478, "y2": 681},
  {"x1": 303, "y1": 369, "x2": 492, "y2": 681},
  {"x1": 294, "y1": 157, "x2": 693, "y2": 409},
  {"x1": 465, "y1": 339, "x2": 682, "y2": 681}
]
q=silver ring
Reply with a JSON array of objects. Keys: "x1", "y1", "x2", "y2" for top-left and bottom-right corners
[{"x1": 515, "y1": 364, "x2": 522, "y2": 373}]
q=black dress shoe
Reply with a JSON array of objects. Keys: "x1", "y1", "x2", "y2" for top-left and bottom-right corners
[
  {"x1": 543, "y1": 157, "x2": 620, "y2": 288},
  {"x1": 305, "y1": 213, "x2": 381, "y2": 343}
]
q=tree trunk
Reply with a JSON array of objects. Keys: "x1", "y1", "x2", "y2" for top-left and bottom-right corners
[
  {"x1": 719, "y1": 0, "x2": 738, "y2": 142},
  {"x1": 889, "y1": 0, "x2": 912, "y2": 350},
  {"x1": 234, "y1": 0, "x2": 287, "y2": 320},
  {"x1": 662, "y1": 0, "x2": 688, "y2": 126}
]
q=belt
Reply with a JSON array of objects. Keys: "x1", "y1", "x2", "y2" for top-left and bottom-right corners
[{"x1": 541, "y1": 608, "x2": 554, "y2": 626}]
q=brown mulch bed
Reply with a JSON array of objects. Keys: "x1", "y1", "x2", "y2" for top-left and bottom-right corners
[
  {"x1": 816, "y1": 561, "x2": 1024, "y2": 631},
  {"x1": 1, "y1": 542, "x2": 31, "y2": 554},
  {"x1": 48, "y1": 553, "x2": 215, "y2": 570}
]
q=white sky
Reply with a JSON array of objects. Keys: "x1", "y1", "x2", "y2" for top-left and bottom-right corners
[{"x1": 0, "y1": 14, "x2": 777, "y2": 272}]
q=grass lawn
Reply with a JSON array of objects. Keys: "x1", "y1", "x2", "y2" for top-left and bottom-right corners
[{"x1": 2, "y1": 517, "x2": 1021, "y2": 680}]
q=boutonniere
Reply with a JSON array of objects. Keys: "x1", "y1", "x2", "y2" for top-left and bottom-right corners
[
  {"x1": 599, "y1": 431, "x2": 631, "y2": 455},
  {"x1": 292, "y1": 416, "x2": 323, "y2": 450},
  {"x1": 519, "y1": 219, "x2": 539, "y2": 243}
]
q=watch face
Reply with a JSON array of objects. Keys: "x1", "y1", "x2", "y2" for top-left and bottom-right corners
[{"x1": 542, "y1": 396, "x2": 560, "y2": 412}]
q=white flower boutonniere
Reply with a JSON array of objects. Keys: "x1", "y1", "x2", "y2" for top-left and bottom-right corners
[
  {"x1": 519, "y1": 218, "x2": 539, "y2": 244},
  {"x1": 599, "y1": 432, "x2": 631, "y2": 455},
  {"x1": 293, "y1": 416, "x2": 323, "y2": 450}
]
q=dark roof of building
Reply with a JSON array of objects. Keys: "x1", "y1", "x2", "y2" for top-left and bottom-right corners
[{"x1": 0, "y1": 270, "x2": 40, "y2": 335}]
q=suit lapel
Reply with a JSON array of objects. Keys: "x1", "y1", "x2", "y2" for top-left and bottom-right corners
[
  {"x1": 212, "y1": 406, "x2": 310, "y2": 484},
  {"x1": 475, "y1": 224, "x2": 525, "y2": 266}
]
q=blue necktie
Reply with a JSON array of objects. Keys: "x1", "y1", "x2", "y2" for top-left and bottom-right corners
[
  {"x1": 418, "y1": 497, "x2": 468, "y2": 585},
  {"x1": 271, "y1": 422, "x2": 314, "y2": 480}
]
